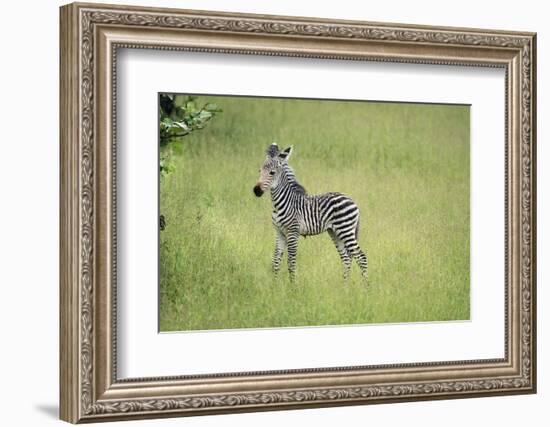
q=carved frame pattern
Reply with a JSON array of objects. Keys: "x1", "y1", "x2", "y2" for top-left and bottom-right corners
[{"x1": 60, "y1": 2, "x2": 536, "y2": 423}]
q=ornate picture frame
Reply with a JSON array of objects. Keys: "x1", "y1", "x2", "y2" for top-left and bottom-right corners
[{"x1": 60, "y1": 2, "x2": 536, "y2": 423}]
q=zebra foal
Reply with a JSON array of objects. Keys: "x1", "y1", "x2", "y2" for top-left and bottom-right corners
[{"x1": 253, "y1": 143, "x2": 368, "y2": 283}]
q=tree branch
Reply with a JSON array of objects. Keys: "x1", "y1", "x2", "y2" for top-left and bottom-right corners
[{"x1": 160, "y1": 133, "x2": 189, "y2": 141}]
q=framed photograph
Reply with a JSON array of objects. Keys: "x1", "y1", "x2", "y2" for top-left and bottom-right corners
[{"x1": 60, "y1": 2, "x2": 537, "y2": 423}]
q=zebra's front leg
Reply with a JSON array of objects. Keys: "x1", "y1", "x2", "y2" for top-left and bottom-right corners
[
  {"x1": 286, "y1": 228, "x2": 300, "y2": 282},
  {"x1": 272, "y1": 228, "x2": 286, "y2": 277}
]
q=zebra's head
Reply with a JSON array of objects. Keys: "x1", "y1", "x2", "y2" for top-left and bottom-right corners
[{"x1": 253, "y1": 143, "x2": 293, "y2": 197}]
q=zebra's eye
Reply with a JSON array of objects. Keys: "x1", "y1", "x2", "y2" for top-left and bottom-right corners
[{"x1": 269, "y1": 170, "x2": 275, "y2": 176}]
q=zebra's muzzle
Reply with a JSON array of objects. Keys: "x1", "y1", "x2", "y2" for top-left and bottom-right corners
[{"x1": 253, "y1": 185, "x2": 264, "y2": 197}]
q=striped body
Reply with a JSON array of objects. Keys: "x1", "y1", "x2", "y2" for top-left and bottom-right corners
[
  {"x1": 272, "y1": 175, "x2": 358, "y2": 238},
  {"x1": 254, "y1": 144, "x2": 368, "y2": 283}
]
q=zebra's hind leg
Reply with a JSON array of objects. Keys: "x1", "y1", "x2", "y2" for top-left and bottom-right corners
[
  {"x1": 350, "y1": 245, "x2": 368, "y2": 282},
  {"x1": 336, "y1": 229, "x2": 368, "y2": 283},
  {"x1": 328, "y1": 229, "x2": 352, "y2": 283}
]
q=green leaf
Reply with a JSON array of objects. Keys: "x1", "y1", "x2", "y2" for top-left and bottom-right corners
[
  {"x1": 159, "y1": 94, "x2": 223, "y2": 175},
  {"x1": 197, "y1": 110, "x2": 213, "y2": 121},
  {"x1": 184, "y1": 99, "x2": 197, "y2": 113},
  {"x1": 173, "y1": 121, "x2": 190, "y2": 131},
  {"x1": 204, "y1": 103, "x2": 223, "y2": 113}
]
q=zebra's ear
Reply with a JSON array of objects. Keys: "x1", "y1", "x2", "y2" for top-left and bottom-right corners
[
  {"x1": 266, "y1": 143, "x2": 279, "y2": 158},
  {"x1": 278, "y1": 146, "x2": 293, "y2": 161}
]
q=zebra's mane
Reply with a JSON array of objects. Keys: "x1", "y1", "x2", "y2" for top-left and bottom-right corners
[{"x1": 282, "y1": 164, "x2": 307, "y2": 195}]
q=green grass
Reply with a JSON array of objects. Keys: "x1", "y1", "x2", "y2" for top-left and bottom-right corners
[{"x1": 159, "y1": 96, "x2": 470, "y2": 332}]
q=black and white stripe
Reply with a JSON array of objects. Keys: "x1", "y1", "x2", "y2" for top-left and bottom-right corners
[{"x1": 254, "y1": 144, "x2": 368, "y2": 283}]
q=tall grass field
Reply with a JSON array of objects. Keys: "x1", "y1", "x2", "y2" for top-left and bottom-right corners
[{"x1": 159, "y1": 95, "x2": 470, "y2": 332}]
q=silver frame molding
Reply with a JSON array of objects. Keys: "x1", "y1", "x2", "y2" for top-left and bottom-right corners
[{"x1": 60, "y1": 2, "x2": 537, "y2": 423}]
